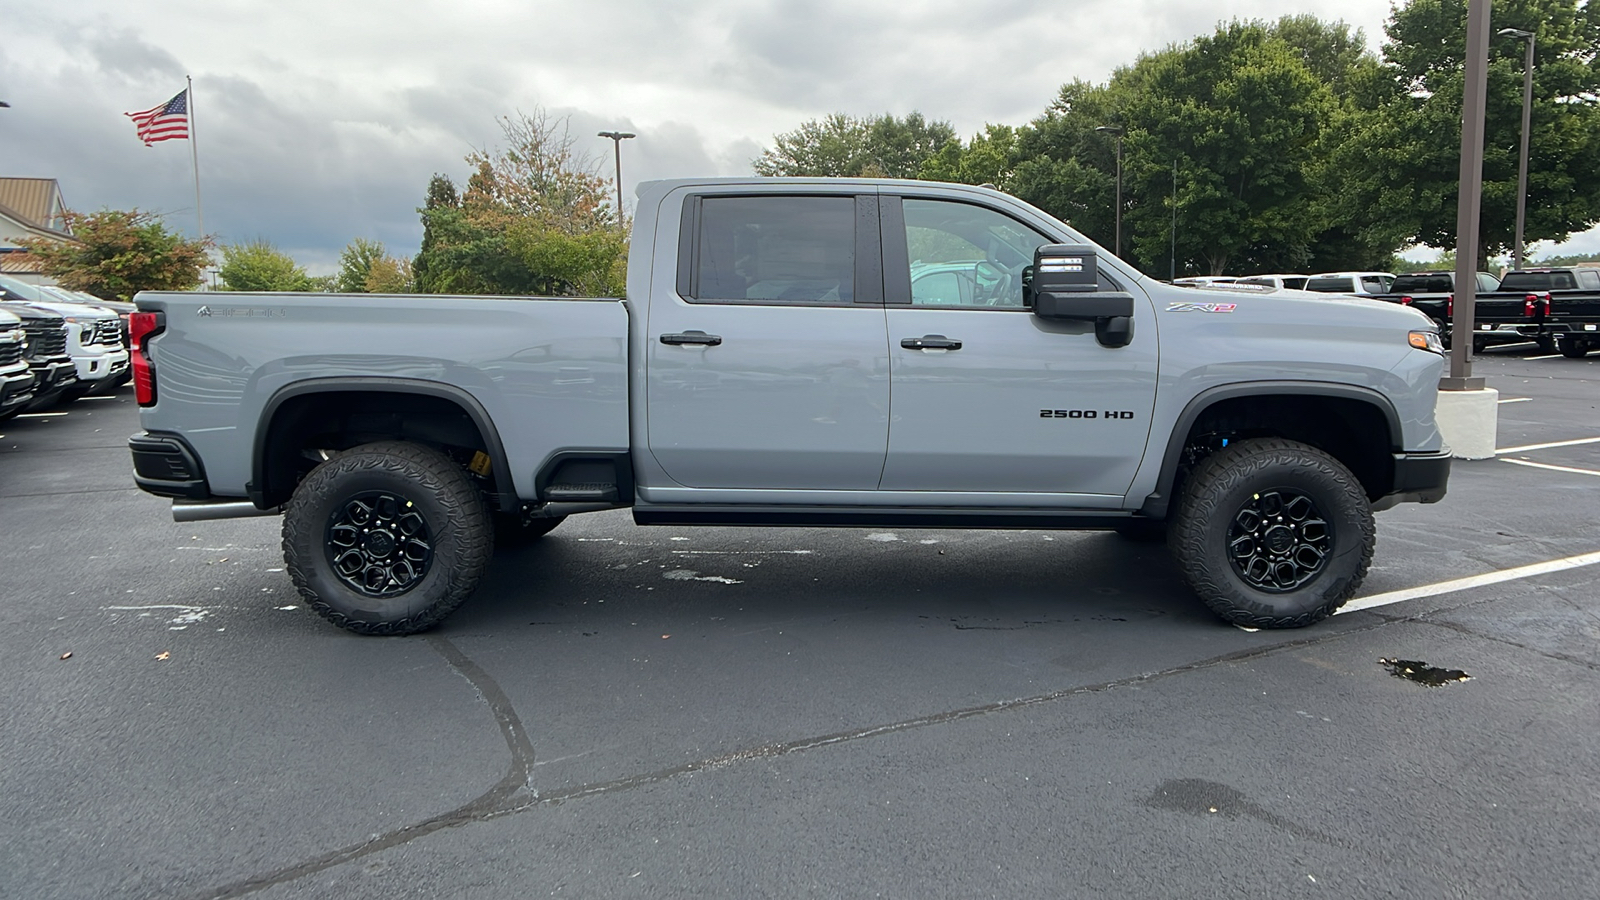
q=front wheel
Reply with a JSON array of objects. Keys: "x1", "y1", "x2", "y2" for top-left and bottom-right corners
[
  {"x1": 283, "y1": 441, "x2": 492, "y2": 635},
  {"x1": 1170, "y1": 438, "x2": 1374, "y2": 629}
]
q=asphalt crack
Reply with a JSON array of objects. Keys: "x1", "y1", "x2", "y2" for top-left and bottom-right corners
[{"x1": 191, "y1": 619, "x2": 1396, "y2": 898}]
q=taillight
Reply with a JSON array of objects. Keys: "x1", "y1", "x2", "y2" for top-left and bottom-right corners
[
  {"x1": 1399, "y1": 295, "x2": 1413, "y2": 306},
  {"x1": 1446, "y1": 294, "x2": 1454, "y2": 317},
  {"x1": 1523, "y1": 293, "x2": 1550, "y2": 318},
  {"x1": 129, "y1": 310, "x2": 164, "y2": 406}
]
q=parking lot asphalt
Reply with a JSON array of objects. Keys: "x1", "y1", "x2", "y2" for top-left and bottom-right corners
[{"x1": 2, "y1": 346, "x2": 1597, "y2": 899}]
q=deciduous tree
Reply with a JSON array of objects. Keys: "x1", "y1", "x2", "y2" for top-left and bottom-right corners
[
  {"x1": 413, "y1": 112, "x2": 627, "y2": 296},
  {"x1": 217, "y1": 239, "x2": 312, "y2": 292},
  {"x1": 754, "y1": 112, "x2": 956, "y2": 178},
  {"x1": 17, "y1": 209, "x2": 209, "y2": 300}
]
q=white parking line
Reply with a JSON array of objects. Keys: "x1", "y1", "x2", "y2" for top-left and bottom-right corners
[
  {"x1": 1523, "y1": 354, "x2": 1563, "y2": 361},
  {"x1": 1497, "y1": 397, "x2": 1532, "y2": 404},
  {"x1": 1496, "y1": 436, "x2": 1600, "y2": 454},
  {"x1": 1500, "y1": 458, "x2": 1600, "y2": 478},
  {"x1": 1337, "y1": 549, "x2": 1600, "y2": 616},
  {"x1": 14, "y1": 412, "x2": 68, "y2": 418}
]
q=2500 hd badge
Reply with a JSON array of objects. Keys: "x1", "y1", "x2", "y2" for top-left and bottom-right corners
[{"x1": 1040, "y1": 409, "x2": 1137, "y2": 419}]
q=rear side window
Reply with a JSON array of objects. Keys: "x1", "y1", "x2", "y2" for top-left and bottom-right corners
[
  {"x1": 1498, "y1": 273, "x2": 1548, "y2": 291},
  {"x1": 1579, "y1": 270, "x2": 1600, "y2": 290},
  {"x1": 1360, "y1": 275, "x2": 1392, "y2": 293},
  {"x1": 687, "y1": 196, "x2": 855, "y2": 304},
  {"x1": 1282, "y1": 277, "x2": 1308, "y2": 290},
  {"x1": 1391, "y1": 274, "x2": 1453, "y2": 294},
  {"x1": 1303, "y1": 277, "x2": 1350, "y2": 293},
  {"x1": 1552, "y1": 271, "x2": 1579, "y2": 290}
]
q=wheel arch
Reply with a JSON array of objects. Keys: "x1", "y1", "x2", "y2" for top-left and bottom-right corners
[
  {"x1": 1139, "y1": 382, "x2": 1403, "y2": 519},
  {"x1": 250, "y1": 377, "x2": 517, "y2": 512}
]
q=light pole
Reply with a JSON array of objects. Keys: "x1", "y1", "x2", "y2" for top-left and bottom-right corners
[
  {"x1": 1499, "y1": 27, "x2": 1535, "y2": 270},
  {"x1": 1095, "y1": 125, "x2": 1125, "y2": 257},
  {"x1": 597, "y1": 130, "x2": 635, "y2": 218}
]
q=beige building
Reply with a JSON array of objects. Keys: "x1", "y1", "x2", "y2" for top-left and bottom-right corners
[{"x1": 0, "y1": 177, "x2": 76, "y2": 283}]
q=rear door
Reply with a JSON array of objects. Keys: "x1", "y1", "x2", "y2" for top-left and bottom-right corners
[
  {"x1": 878, "y1": 194, "x2": 1158, "y2": 500},
  {"x1": 644, "y1": 191, "x2": 891, "y2": 490}
]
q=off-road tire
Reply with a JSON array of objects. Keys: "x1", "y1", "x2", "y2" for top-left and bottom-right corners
[
  {"x1": 1170, "y1": 438, "x2": 1373, "y2": 629},
  {"x1": 494, "y1": 513, "x2": 566, "y2": 547},
  {"x1": 283, "y1": 441, "x2": 492, "y2": 635}
]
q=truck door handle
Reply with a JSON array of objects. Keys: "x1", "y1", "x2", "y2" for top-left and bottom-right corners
[
  {"x1": 660, "y1": 331, "x2": 722, "y2": 346},
  {"x1": 901, "y1": 335, "x2": 962, "y2": 350}
]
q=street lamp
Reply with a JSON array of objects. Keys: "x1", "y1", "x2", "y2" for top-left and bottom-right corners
[
  {"x1": 597, "y1": 130, "x2": 636, "y2": 218},
  {"x1": 1094, "y1": 125, "x2": 1125, "y2": 257},
  {"x1": 1499, "y1": 27, "x2": 1535, "y2": 270}
]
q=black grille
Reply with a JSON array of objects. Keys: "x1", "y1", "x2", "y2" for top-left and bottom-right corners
[{"x1": 23, "y1": 321, "x2": 66, "y2": 358}]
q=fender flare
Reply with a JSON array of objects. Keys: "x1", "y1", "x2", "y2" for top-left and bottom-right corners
[
  {"x1": 249, "y1": 376, "x2": 518, "y2": 512},
  {"x1": 1138, "y1": 381, "x2": 1402, "y2": 519}
]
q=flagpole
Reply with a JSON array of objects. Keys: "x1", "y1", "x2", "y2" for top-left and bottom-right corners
[{"x1": 187, "y1": 75, "x2": 204, "y2": 239}]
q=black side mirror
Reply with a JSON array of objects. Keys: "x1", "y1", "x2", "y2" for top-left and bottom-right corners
[{"x1": 1029, "y1": 244, "x2": 1135, "y2": 348}]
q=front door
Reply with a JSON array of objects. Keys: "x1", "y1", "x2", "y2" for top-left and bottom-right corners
[
  {"x1": 645, "y1": 192, "x2": 891, "y2": 490},
  {"x1": 880, "y1": 196, "x2": 1158, "y2": 499}
]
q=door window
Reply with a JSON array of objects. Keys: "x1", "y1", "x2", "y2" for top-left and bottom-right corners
[
  {"x1": 689, "y1": 196, "x2": 856, "y2": 304},
  {"x1": 901, "y1": 199, "x2": 1051, "y2": 308},
  {"x1": 1577, "y1": 270, "x2": 1600, "y2": 290}
]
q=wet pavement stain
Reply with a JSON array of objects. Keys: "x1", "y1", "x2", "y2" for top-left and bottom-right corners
[
  {"x1": 1143, "y1": 779, "x2": 1339, "y2": 847},
  {"x1": 1379, "y1": 658, "x2": 1472, "y2": 687}
]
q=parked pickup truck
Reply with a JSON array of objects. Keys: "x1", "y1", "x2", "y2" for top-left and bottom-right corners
[
  {"x1": 1490, "y1": 268, "x2": 1600, "y2": 357},
  {"x1": 1376, "y1": 271, "x2": 1507, "y2": 351},
  {"x1": 129, "y1": 178, "x2": 1451, "y2": 635}
]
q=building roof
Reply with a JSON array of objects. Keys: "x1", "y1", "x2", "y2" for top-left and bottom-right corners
[{"x1": 0, "y1": 178, "x2": 71, "y2": 234}]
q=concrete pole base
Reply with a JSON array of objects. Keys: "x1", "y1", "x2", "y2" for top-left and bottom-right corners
[{"x1": 1435, "y1": 387, "x2": 1499, "y2": 459}]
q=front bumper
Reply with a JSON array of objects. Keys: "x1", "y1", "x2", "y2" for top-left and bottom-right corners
[
  {"x1": 1373, "y1": 449, "x2": 1451, "y2": 511},
  {"x1": 0, "y1": 364, "x2": 37, "y2": 413},
  {"x1": 71, "y1": 348, "x2": 131, "y2": 387}
]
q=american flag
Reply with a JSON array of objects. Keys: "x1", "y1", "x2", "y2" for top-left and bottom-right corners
[{"x1": 126, "y1": 90, "x2": 189, "y2": 145}]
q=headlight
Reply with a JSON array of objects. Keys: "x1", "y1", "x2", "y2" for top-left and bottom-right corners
[{"x1": 1408, "y1": 330, "x2": 1444, "y2": 354}]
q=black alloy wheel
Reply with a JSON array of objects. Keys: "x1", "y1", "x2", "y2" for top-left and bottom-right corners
[
  {"x1": 326, "y1": 491, "x2": 434, "y2": 597},
  {"x1": 1225, "y1": 489, "x2": 1330, "y2": 592},
  {"x1": 283, "y1": 441, "x2": 492, "y2": 635}
]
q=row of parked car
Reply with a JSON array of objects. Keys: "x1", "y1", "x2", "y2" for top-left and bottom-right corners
[
  {"x1": 0, "y1": 274, "x2": 133, "y2": 421},
  {"x1": 1175, "y1": 267, "x2": 1600, "y2": 357}
]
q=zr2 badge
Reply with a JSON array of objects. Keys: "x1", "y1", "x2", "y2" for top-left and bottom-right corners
[{"x1": 1166, "y1": 302, "x2": 1237, "y2": 313}]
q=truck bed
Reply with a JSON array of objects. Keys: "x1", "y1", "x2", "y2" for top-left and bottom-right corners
[{"x1": 135, "y1": 292, "x2": 631, "y2": 502}]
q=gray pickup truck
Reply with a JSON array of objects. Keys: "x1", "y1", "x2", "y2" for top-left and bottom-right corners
[{"x1": 129, "y1": 178, "x2": 1450, "y2": 634}]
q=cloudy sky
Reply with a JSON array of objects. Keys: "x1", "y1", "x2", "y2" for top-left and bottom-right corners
[{"x1": 3, "y1": 0, "x2": 1590, "y2": 272}]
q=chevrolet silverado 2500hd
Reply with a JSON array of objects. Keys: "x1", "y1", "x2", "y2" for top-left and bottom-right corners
[{"x1": 128, "y1": 178, "x2": 1450, "y2": 634}]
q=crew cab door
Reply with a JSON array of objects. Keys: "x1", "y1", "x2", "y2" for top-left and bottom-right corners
[
  {"x1": 878, "y1": 195, "x2": 1158, "y2": 499},
  {"x1": 644, "y1": 192, "x2": 890, "y2": 490}
]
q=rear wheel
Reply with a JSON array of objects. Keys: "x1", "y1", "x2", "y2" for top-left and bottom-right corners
[
  {"x1": 1170, "y1": 438, "x2": 1373, "y2": 629},
  {"x1": 1558, "y1": 336, "x2": 1590, "y2": 358},
  {"x1": 283, "y1": 441, "x2": 492, "y2": 635}
]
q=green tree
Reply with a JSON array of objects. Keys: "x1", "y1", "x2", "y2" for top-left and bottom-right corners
[
  {"x1": 413, "y1": 111, "x2": 627, "y2": 296},
  {"x1": 16, "y1": 209, "x2": 210, "y2": 300},
  {"x1": 754, "y1": 112, "x2": 956, "y2": 178},
  {"x1": 336, "y1": 238, "x2": 413, "y2": 292},
  {"x1": 217, "y1": 239, "x2": 312, "y2": 292},
  {"x1": 1340, "y1": 0, "x2": 1600, "y2": 264}
]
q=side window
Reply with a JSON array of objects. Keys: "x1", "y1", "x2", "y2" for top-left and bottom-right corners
[
  {"x1": 1553, "y1": 271, "x2": 1579, "y2": 290},
  {"x1": 1578, "y1": 270, "x2": 1600, "y2": 290},
  {"x1": 690, "y1": 196, "x2": 855, "y2": 304},
  {"x1": 901, "y1": 199, "x2": 1051, "y2": 308},
  {"x1": 1479, "y1": 273, "x2": 1501, "y2": 292},
  {"x1": 1303, "y1": 277, "x2": 1347, "y2": 293}
]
